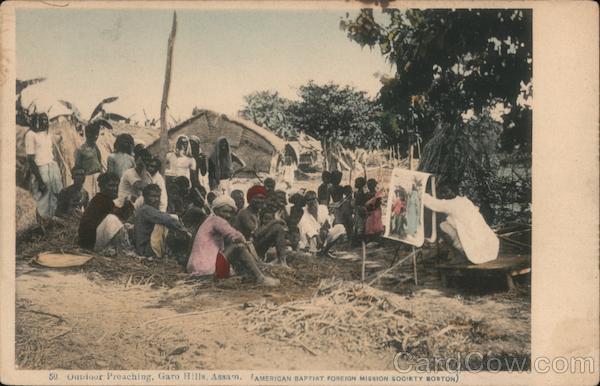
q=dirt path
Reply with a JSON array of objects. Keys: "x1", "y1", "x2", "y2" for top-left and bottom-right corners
[
  {"x1": 16, "y1": 263, "x2": 396, "y2": 370},
  {"x1": 15, "y1": 245, "x2": 530, "y2": 371}
]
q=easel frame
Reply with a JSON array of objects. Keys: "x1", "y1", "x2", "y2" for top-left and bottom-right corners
[{"x1": 361, "y1": 144, "x2": 436, "y2": 286}]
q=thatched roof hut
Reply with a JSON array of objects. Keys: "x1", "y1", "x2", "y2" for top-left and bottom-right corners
[{"x1": 146, "y1": 109, "x2": 287, "y2": 175}]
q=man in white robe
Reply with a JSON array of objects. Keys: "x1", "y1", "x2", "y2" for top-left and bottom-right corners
[{"x1": 423, "y1": 186, "x2": 498, "y2": 264}]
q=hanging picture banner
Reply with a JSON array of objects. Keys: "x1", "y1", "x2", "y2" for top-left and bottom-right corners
[{"x1": 383, "y1": 168, "x2": 435, "y2": 247}]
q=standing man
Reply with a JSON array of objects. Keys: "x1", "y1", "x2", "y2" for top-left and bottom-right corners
[
  {"x1": 423, "y1": 185, "x2": 499, "y2": 264},
  {"x1": 25, "y1": 113, "x2": 63, "y2": 223}
]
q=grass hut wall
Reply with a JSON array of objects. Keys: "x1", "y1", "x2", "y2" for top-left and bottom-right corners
[{"x1": 146, "y1": 109, "x2": 285, "y2": 176}]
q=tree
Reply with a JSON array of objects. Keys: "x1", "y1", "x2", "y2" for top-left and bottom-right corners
[
  {"x1": 288, "y1": 81, "x2": 385, "y2": 150},
  {"x1": 239, "y1": 91, "x2": 298, "y2": 140},
  {"x1": 419, "y1": 113, "x2": 502, "y2": 223},
  {"x1": 55, "y1": 97, "x2": 124, "y2": 138},
  {"x1": 341, "y1": 8, "x2": 532, "y2": 153}
]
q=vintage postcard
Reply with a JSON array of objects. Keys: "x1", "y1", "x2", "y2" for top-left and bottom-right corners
[{"x1": 0, "y1": 1, "x2": 598, "y2": 385}]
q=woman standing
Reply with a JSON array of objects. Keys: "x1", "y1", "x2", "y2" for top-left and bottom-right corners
[
  {"x1": 188, "y1": 135, "x2": 209, "y2": 191},
  {"x1": 107, "y1": 133, "x2": 135, "y2": 179},
  {"x1": 208, "y1": 137, "x2": 245, "y2": 193},
  {"x1": 278, "y1": 144, "x2": 298, "y2": 190},
  {"x1": 165, "y1": 135, "x2": 196, "y2": 182}
]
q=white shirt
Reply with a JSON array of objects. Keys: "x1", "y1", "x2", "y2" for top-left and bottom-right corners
[
  {"x1": 117, "y1": 168, "x2": 150, "y2": 207},
  {"x1": 298, "y1": 204, "x2": 331, "y2": 249},
  {"x1": 25, "y1": 130, "x2": 54, "y2": 166},
  {"x1": 165, "y1": 153, "x2": 196, "y2": 178},
  {"x1": 423, "y1": 194, "x2": 499, "y2": 264}
]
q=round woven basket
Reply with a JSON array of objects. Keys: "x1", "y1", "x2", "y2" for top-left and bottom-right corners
[{"x1": 34, "y1": 252, "x2": 94, "y2": 268}]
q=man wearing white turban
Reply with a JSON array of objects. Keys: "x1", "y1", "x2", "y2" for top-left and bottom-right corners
[{"x1": 186, "y1": 194, "x2": 279, "y2": 286}]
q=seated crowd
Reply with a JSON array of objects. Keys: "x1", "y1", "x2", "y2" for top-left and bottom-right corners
[
  {"x1": 25, "y1": 117, "x2": 386, "y2": 286},
  {"x1": 70, "y1": 158, "x2": 386, "y2": 287},
  {"x1": 70, "y1": 145, "x2": 387, "y2": 287}
]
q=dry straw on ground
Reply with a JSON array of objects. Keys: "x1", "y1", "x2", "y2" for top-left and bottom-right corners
[{"x1": 241, "y1": 278, "x2": 530, "y2": 364}]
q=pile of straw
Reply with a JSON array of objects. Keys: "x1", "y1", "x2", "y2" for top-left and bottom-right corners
[{"x1": 241, "y1": 279, "x2": 530, "y2": 361}]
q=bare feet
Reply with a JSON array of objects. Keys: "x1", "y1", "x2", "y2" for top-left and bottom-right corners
[{"x1": 258, "y1": 276, "x2": 280, "y2": 287}]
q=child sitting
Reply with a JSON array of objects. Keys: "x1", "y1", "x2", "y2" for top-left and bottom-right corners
[{"x1": 56, "y1": 167, "x2": 89, "y2": 219}]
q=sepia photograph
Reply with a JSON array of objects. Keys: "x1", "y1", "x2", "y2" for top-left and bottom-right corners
[{"x1": 1, "y1": 1, "x2": 597, "y2": 385}]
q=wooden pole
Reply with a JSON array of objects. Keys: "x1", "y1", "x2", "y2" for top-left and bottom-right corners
[
  {"x1": 158, "y1": 12, "x2": 178, "y2": 174},
  {"x1": 409, "y1": 144, "x2": 418, "y2": 285},
  {"x1": 361, "y1": 241, "x2": 367, "y2": 283},
  {"x1": 367, "y1": 249, "x2": 418, "y2": 286},
  {"x1": 412, "y1": 246, "x2": 418, "y2": 285}
]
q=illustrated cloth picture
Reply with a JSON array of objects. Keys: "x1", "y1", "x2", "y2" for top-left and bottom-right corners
[{"x1": 383, "y1": 169, "x2": 434, "y2": 247}]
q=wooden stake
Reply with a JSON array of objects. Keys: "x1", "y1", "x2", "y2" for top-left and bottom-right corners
[
  {"x1": 412, "y1": 246, "x2": 418, "y2": 285},
  {"x1": 367, "y1": 249, "x2": 417, "y2": 286},
  {"x1": 158, "y1": 12, "x2": 178, "y2": 174},
  {"x1": 361, "y1": 241, "x2": 366, "y2": 283}
]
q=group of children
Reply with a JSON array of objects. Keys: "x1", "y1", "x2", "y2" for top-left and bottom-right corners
[{"x1": 317, "y1": 171, "x2": 385, "y2": 247}]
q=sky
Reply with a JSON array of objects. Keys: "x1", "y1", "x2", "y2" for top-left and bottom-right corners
[{"x1": 16, "y1": 8, "x2": 394, "y2": 123}]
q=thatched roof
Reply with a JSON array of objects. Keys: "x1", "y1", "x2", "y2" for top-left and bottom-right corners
[{"x1": 146, "y1": 109, "x2": 286, "y2": 154}]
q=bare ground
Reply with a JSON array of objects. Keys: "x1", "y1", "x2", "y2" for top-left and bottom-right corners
[
  {"x1": 15, "y1": 240, "x2": 530, "y2": 371},
  {"x1": 14, "y1": 170, "x2": 530, "y2": 371}
]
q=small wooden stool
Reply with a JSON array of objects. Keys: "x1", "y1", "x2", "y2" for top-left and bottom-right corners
[{"x1": 437, "y1": 255, "x2": 531, "y2": 290}]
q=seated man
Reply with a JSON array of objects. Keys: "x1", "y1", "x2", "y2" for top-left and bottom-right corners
[
  {"x1": 298, "y1": 190, "x2": 346, "y2": 257},
  {"x1": 230, "y1": 189, "x2": 245, "y2": 213},
  {"x1": 273, "y1": 190, "x2": 289, "y2": 222},
  {"x1": 181, "y1": 187, "x2": 209, "y2": 234},
  {"x1": 286, "y1": 192, "x2": 306, "y2": 251},
  {"x1": 134, "y1": 184, "x2": 190, "y2": 259},
  {"x1": 423, "y1": 185, "x2": 499, "y2": 264},
  {"x1": 143, "y1": 157, "x2": 168, "y2": 212},
  {"x1": 56, "y1": 167, "x2": 89, "y2": 219},
  {"x1": 78, "y1": 172, "x2": 134, "y2": 253},
  {"x1": 264, "y1": 177, "x2": 277, "y2": 203},
  {"x1": 235, "y1": 186, "x2": 289, "y2": 267},
  {"x1": 116, "y1": 149, "x2": 153, "y2": 209},
  {"x1": 187, "y1": 195, "x2": 279, "y2": 286}
]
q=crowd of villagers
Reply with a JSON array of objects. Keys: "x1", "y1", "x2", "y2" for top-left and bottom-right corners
[{"x1": 24, "y1": 113, "x2": 389, "y2": 286}]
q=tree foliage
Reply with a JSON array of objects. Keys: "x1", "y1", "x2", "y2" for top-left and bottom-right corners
[
  {"x1": 419, "y1": 114, "x2": 502, "y2": 223},
  {"x1": 239, "y1": 91, "x2": 298, "y2": 140},
  {"x1": 341, "y1": 8, "x2": 532, "y2": 153},
  {"x1": 240, "y1": 82, "x2": 385, "y2": 149},
  {"x1": 288, "y1": 81, "x2": 385, "y2": 149}
]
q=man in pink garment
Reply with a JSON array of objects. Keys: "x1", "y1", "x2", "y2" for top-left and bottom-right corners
[{"x1": 186, "y1": 195, "x2": 279, "y2": 286}]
